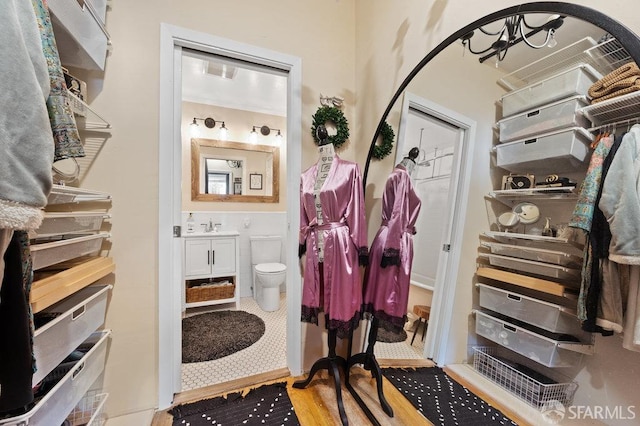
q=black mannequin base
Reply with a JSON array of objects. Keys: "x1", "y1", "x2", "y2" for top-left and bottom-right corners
[
  {"x1": 293, "y1": 327, "x2": 349, "y2": 426},
  {"x1": 345, "y1": 316, "x2": 393, "y2": 426}
]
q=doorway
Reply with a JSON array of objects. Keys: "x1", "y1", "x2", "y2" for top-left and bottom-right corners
[
  {"x1": 376, "y1": 92, "x2": 476, "y2": 365},
  {"x1": 158, "y1": 24, "x2": 302, "y2": 409}
]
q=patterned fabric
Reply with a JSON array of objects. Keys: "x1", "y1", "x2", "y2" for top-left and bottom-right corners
[
  {"x1": 31, "y1": 0, "x2": 84, "y2": 161},
  {"x1": 569, "y1": 135, "x2": 614, "y2": 232}
]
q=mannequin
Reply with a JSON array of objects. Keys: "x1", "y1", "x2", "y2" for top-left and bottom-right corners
[
  {"x1": 346, "y1": 146, "x2": 422, "y2": 422},
  {"x1": 295, "y1": 124, "x2": 368, "y2": 426}
]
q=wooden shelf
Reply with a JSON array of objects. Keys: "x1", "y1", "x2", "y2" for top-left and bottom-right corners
[
  {"x1": 476, "y1": 267, "x2": 576, "y2": 298},
  {"x1": 31, "y1": 256, "x2": 115, "y2": 313}
]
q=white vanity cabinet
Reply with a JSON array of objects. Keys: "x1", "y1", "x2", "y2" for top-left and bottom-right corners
[{"x1": 183, "y1": 232, "x2": 240, "y2": 309}]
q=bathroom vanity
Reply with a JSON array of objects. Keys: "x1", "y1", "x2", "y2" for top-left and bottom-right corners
[{"x1": 182, "y1": 231, "x2": 240, "y2": 310}]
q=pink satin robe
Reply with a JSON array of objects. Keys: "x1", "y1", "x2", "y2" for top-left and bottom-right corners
[
  {"x1": 362, "y1": 165, "x2": 421, "y2": 330},
  {"x1": 299, "y1": 156, "x2": 368, "y2": 337}
]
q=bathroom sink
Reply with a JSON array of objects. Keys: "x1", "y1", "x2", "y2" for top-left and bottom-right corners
[{"x1": 184, "y1": 230, "x2": 239, "y2": 237}]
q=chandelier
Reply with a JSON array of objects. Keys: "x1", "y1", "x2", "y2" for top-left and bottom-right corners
[{"x1": 461, "y1": 14, "x2": 565, "y2": 64}]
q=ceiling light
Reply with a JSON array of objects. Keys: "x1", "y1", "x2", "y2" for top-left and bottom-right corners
[{"x1": 461, "y1": 14, "x2": 565, "y2": 64}]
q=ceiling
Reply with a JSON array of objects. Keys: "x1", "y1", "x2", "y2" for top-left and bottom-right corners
[
  {"x1": 181, "y1": 49, "x2": 287, "y2": 117},
  {"x1": 180, "y1": 15, "x2": 607, "y2": 117}
]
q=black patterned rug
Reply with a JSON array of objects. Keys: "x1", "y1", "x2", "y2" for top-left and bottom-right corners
[
  {"x1": 169, "y1": 382, "x2": 300, "y2": 426},
  {"x1": 182, "y1": 310, "x2": 265, "y2": 363},
  {"x1": 383, "y1": 367, "x2": 518, "y2": 426}
]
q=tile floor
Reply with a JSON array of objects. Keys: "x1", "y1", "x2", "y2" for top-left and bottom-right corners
[
  {"x1": 373, "y1": 319, "x2": 426, "y2": 360},
  {"x1": 181, "y1": 294, "x2": 287, "y2": 392},
  {"x1": 181, "y1": 296, "x2": 426, "y2": 392}
]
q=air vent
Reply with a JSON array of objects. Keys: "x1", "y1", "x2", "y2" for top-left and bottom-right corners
[{"x1": 203, "y1": 61, "x2": 238, "y2": 79}]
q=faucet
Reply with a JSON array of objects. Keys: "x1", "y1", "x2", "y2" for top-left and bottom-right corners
[{"x1": 201, "y1": 220, "x2": 214, "y2": 232}]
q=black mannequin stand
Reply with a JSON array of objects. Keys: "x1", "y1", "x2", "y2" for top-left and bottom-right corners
[
  {"x1": 345, "y1": 316, "x2": 393, "y2": 425},
  {"x1": 293, "y1": 327, "x2": 349, "y2": 425}
]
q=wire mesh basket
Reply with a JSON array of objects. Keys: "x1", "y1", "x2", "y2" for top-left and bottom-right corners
[
  {"x1": 473, "y1": 347, "x2": 578, "y2": 410},
  {"x1": 65, "y1": 390, "x2": 108, "y2": 426}
]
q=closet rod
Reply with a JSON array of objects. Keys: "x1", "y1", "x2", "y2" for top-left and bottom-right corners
[{"x1": 588, "y1": 116, "x2": 640, "y2": 133}]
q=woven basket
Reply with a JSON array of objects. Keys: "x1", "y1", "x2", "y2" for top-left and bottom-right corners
[{"x1": 186, "y1": 283, "x2": 235, "y2": 303}]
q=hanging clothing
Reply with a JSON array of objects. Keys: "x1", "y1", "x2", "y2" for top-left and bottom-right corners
[
  {"x1": 31, "y1": 0, "x2": 84, "y2": 162},
  {"x1": 299, "y1": 154, "x2": 367, "y2": 338},
  {"x1": 599, "y1": 124, "x2": 640, "y2": 265},
  {"x1": 622, "y1": 265, "x2": 640, "y2": 351},
  {"x1": 0, "y1": 231, "x2": 36, "y2": 414},
  {"x1": 0, "y1": 0, "x2": 53, "y2": 230},
  {"x1": 362, "y1": 164, "x2": 421, "y2": 331},
  {"x1": 577, "y1": 134, "x2": 622, "y2": 330}
]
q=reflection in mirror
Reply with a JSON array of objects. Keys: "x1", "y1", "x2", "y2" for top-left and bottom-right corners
[{"x1": 191, "y1": 138, "x2": 279, "y2": 203}]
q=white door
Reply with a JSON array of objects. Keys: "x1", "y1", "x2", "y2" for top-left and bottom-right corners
[
  {"x1": 396, "y1": 92, "x2": 477, "y2": 365},
  {"x1": 158, "y1": 25, "x2": 302, "y2": 409},
  {"x1": 184, "y1": 239, "x2": 212, "y2": 277}
]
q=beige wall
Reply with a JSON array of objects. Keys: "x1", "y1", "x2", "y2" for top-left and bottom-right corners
[
  {"x1": 355, "y1": 0, "x2": 640, "y2": 417},
  {"x1": 82, "y1": 0, "x2": 357, "y2": 419},
  {"x1": 75, "y1": 0, "x2": 640, "y2": 421}
]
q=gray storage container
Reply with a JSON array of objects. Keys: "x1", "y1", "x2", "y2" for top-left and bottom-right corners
[
  {"x1": 477, "y1": 284, "x2": 589, "y2": 339},
  {"x1": 0, "y1": 331, "x2": 110, "y2": 426},
  {"x1": 501, "y1": 64, "x2": 600, "y2": 117},
  {"x1": 475, "y1": 310, "x2": 587, "y2": 368},
  {"x1": 35, "y1": 212, "x2": 110, "y2": 238},
  {"x1": 481, "y1": 242, "x2": 582, "y2": 268},
  {"x1": 33, "y1": 285, "x2": 111, "y2": 385},
  {"x1": 480, "y1": 253, "x2": 580, "y2": 282},
  {"x1": 495, "y1": 127, "x2": 593, "y2": 173},
  {"x1": 30, "y1": 233, "x2": 108, "y2": 270},
  {"x1": 497, "y1": 96, "x2": 590, "y2": 143}
]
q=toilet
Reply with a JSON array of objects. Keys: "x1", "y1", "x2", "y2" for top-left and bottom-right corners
[{"x1": 250, "y1": 236, "x2": 286, "y2": 311}]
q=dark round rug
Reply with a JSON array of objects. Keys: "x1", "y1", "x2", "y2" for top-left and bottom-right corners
[
  {"x1": 182, "y1": 310, "x2": 265, "y2": 363},
  {"x1": 376, "y1": 324, "x2": 408, "y2": 343}
]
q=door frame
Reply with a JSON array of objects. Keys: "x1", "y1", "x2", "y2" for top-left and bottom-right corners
[
  {"x1": 396, "y1": 92, "x2": 476, "y2": 365},
  {"x1": 158, "y1": 24, "x2": 302, "y2": 409}
]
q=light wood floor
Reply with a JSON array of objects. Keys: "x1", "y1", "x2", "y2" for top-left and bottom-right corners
[{"x1": 152, "y1": 361, "x2": 436, "y2": 426}]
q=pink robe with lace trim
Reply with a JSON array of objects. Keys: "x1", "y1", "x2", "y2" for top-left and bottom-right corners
[
  {"x1": 362, "y1": 165, "x2": 421, "y2": 330},
  {"x1": 299, "y1": 156, "x2": 367, "y2": 337}
]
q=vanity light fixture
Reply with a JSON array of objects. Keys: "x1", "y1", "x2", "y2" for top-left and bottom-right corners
[
  {"x1": 460, "y1": 14, "x2": 565, "y2": 64},
  {"x1": 226, "y1": 160, "x2": 242, "y2": 169},
  {"x1": 190, "y1": 117, "x2": 228, "y2": 139},
  {"x1": 249, "y1": 125, "x2": 284, "y2": 144}
]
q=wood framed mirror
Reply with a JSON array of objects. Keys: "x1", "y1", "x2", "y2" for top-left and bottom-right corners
[{"x1": 191, "y1": 138, "x2": 280, "y2": 203}]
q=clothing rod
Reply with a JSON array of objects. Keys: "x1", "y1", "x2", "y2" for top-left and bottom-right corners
[{"x1": 588, "y1": 117, "x2": 640, "y2": 133}]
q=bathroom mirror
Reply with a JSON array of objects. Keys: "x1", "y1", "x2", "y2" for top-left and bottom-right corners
[
  {"x1": 363, "y1": 3, "x2": 640, "y2": 187},
  {"x1": 191, "y1": 138, "x2": 280, "y2": 203}
]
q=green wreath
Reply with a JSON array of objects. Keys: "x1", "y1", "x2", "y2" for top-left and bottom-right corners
[
  {"x1": 372, "y1": 121, "x2": 395, "y2": 160},
  {"x1": 311, "y1": 106, "x2": 349, "y2": 149}
]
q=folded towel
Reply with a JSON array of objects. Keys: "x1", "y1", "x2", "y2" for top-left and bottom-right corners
[
  {"x1": 591, "y1": 80, "x2": 640, "y2": 103},
  {"x1": 589, "y1": 61, "x2": 640, "y2": 99}
]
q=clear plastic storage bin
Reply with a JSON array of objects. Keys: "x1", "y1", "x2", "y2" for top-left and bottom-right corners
[
  {"x1": 475, "y1": 310, "x2": 586, "y2": 368},
  {"x1": 501, "y1": 64, "x2": 600, "y2": 117},
  {"x1": 480, "y1": 253, "x2": 580, "y2": 282},
  {"x1": 33, "y1": 285, "x2": 111, "y2": 385},
  {"x1": 30, "y1": 233, "x2": 109, "y2": 270},
  {"x1": 0, "y1": 331, "x2": 110, "y2": 426},
  {"x1": 495, "y1": 127, "x2": 593, "y2": 173},
  {"x1": 497, "y1": 96, "x2": 590, "y2": 143},
  {"x1": 482, "y1": 241, "x2": 582, "y2": 268},
  {"x1": 34, "y1": 212, "x2": 109, "y2": 238},
  {"x1": 477, "y1": 284, "x2": 589, "y2": 339}
]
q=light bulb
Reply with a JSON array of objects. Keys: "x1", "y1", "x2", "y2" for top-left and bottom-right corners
[
  {"x1": 189, "y1": 118, "x2": 200, "y2": 138},
  {"x1": 275, "y1": 130, "x2": 283, "y2": 144},
  {"x1": 249, "y1": 126, "x2": 258, "y2": 144},
  {"x1": 547, "y1": 29, "x2": 558, "y2": 48},
  {"x1": 219, "y1": 123, "x2": 228, "y2": 141}
]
